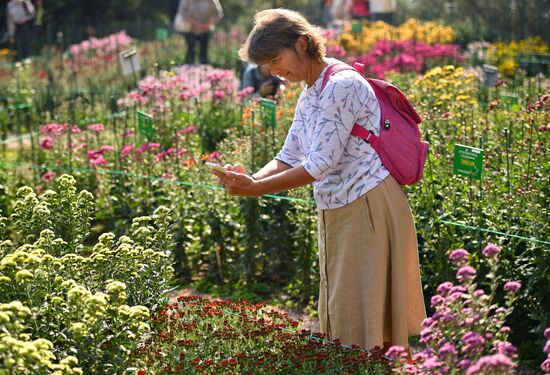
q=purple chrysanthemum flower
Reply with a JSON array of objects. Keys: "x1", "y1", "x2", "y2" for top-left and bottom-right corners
[
  {"x1": 437, "y1": 282, "x2": 453, "y2": 295},
  {"x1": 447, "y1": 291, "x2": 464, "y2": 302},
  {"x1": 465, "y1": 354, "x2": 515, "y2": 374},
  {"x1": 473, "y1": 289, "x2": 485, "y2": 297},
  {"x1": 545, "y1": 327, "x2": 550, "y2": 340},
  {"x1": 450, "y1": 285, "x2": 467, "y2": 294},
  {"x1": 494, "y1": 341, "x2": 517, "y2": 357},
  {"x1": 449, "y1": 248, "x2": 469, "y2": 264},
  {"x1": 438, "y1": 342, "x2": 457, "y2": 357},
  {"x1": 541, "y1": 358, "x2": 550, "y2": 373},
  {"x1": 462, "y1": 331, "x2": 485, "y2": 351},
  {"x1": 503, "y1": 281, "x2": 522, "y2": 293},
  {"x1": 457, "y1": 266, "x2": 476, "y2": 282},
  {"x1": 431, "y1": 295, "x2": 444, "y2": 307},
  {"x1": 385, "y1": 345, "x2": 406, "y2": 360},
  {"x1": 482, "y1": 243, "x2": 501, "y2": 257},
  {"x1": 459, "y1": 359, "x2": 472, "y2": 370},
  {"x1": 422, "y1": 355, "x2": 442, "y2": 370},
  {"x1": 403, "y1": 363, "x2": 420, "y2": 374}
]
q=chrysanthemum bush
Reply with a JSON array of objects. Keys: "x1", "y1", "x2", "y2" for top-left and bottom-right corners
[
  {"x1": 334, "y1": 18, "x2": 456, "y2": 56},
  {"x1": 353, "y1": 40, "x2": 464, "y2": 79},
  {"x1": 0, "y1": 174, "x2": 175, "y2": 373},
  {"x1": 386, "y1": 243, "x2": 531, "y2": 374},
  {"x1": 131, "y1": 296, "x2": 389, "y2": 374},
  {"x1": 485, "y1": 36, "x2": 549, "y2": 77}
]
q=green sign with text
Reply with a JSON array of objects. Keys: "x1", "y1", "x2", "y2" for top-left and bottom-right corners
[
  {"x1": 499, "y1": 92, "x2": 519, "y2": 110},
  {"x1": 156, "y1": 28, "x2": 169, "y2": 41},
  {"x1": 453, "y1": 144, "x2": 483, "y2": 180},
  {"x1": 260, "y1": 98, "x2": 276, "y2": 129},
  {"x1": 351, "y1": 20, "x2": 363, "y2": 33},
  {"x1": 137, "y1": 110, "x2": 154, "y2": 140}
]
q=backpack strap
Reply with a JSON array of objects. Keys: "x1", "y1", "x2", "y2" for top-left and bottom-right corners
[{"x1": 320, "y1": 62, "x2": 381, "y2": 154}]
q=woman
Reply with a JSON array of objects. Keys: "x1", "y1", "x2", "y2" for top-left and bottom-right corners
[
  {"x1": 174, "y1": 0, "x2": 223, "y2": 64},
  {"x1": 212, "y1": 9, "x2": 426, "y2": 352},
  {"x1": 6, "y1": 0, "x2": 36, "y2": 59}
]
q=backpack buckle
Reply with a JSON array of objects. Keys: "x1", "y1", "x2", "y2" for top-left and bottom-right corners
[{"x1": 365, "y1": 130, "x2": 374, "y2": 142}]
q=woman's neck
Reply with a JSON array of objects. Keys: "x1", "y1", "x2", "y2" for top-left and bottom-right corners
[{"x1": 305, "y1": 59, "x2": 328, "y2": 87}]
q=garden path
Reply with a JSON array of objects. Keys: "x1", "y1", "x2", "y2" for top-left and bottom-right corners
[{"x1": 169, "y1": 287, "x2": 322, "y2": 333}]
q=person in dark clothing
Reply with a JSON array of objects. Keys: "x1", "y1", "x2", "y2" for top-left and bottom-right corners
[
  {"x1": 7, "y1": 0, "x2": 36, "y2": 59},
  {"x1": 240, "y1": 63, "x2": 282, "y2": 97},
  {"x1": 168, "y1": 0, "x2": 180, "y2": 35},
  {"x1": 173, "y1": 0, "x2": 223, "y2": 65}
]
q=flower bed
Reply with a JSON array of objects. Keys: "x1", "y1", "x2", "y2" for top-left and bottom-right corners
[{"x1": 133, "y1": 296, "x2": 389, "y2": 374}]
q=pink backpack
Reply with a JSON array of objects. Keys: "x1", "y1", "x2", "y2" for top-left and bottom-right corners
[{"x1": 321, "y1": 62, "x2": 429, "y2": 185}]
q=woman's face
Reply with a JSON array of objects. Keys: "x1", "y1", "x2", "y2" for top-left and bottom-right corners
[{"x1": 265, "y1": 39, "x2": 308, "y2": 83}]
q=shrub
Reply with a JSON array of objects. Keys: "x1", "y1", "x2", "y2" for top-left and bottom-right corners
[
  {"x1": 387, "y1": 244, "x2": 520, "y2": 374},
  {"x1": 0, "y1": 174, "x2": 175, "y2": 373}
]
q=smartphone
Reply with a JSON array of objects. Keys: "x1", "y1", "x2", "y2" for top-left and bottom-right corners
[{"x1": 205, "y1": 161, "x2": 227, "y2": 174}]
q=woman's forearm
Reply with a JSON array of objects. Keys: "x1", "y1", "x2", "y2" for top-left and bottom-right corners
[
  {"x1": 257, "y1": 165, "x2": 315, "y2": 195},
  {"x1": 216, "y1": 164, "x2": 314, "y2": 197},
  {"x1": 252, "y1": 159, "x2": 292, "y2": 180}
]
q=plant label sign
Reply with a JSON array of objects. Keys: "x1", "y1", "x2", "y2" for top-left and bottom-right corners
[
  {"x1": 137, "y1": 110, "x2": 154, "y2": 140},
  {"x1": 351, "y1": 20, "x2": 363, "y2": 33},
  {"x1": 260, "y1": 98, "x2": 276, "y2": 129},
  {"x1": 499, "y1": 92, "x2": 519, "y2": 110},
  {"x1": 119, "y1": 48, "x2": 141, "y2": 76},
  {"x1": 156, "y1": 28, "x2": 169, "y2": 41},
  {"x1": 2, "y1": 103, "x2": 32, "y2": 112},
  {"x1": 482, "y1": 64, "x2": 499, "y2": 87},
  {"x1": 453, "y1": 144, "x2": 483, "y2": 180}
]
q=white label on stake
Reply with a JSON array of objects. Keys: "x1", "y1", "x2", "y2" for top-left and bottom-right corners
[{"x1": 119, "y1": 48, "x2": 141, "y2": 76}]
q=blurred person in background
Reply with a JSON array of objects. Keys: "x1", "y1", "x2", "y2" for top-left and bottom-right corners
[
  {"x1": 370, "y1": 0, "x2": 396, "y2": 24},
  {"x1": 331, "y1": 0, "x2": 352, "y2": 26},
  {"x1": 173, "y1": 0, "x2": 223, "y2": 65},
  {"x1": 7, "y1": 0, "x2": 36, "y2": 59},
  {"x1": 168, "y1": 0, "x2": 180, "y2": 35},
  {"x1": 321, "y1": 0, "x2": 333, "y2": 27},
  {"x1": 240, "y1": 63, "x2": 282, "y2": 97},
  {"x1": 350, "y1": 0, "x2": 370, "y2": 21}
]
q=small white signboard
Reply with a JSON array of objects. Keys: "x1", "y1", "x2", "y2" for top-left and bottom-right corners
[{"x1": 119, "y1": 48, "x2": 141, "y2": 76}]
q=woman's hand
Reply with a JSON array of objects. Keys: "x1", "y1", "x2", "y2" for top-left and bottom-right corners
[
  {"x1": 211, "y1": 163, "x2": 263, "y2": 197},
  {"x1": 210, "y1": 161, "x2": 314, "y2": 197},
  {"x1": 224, "y1": 162, "x2": 246, "y2": 174}
]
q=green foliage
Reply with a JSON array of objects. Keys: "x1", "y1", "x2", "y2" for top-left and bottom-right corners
[
  {"x1": 0, "y1": 175, "x2": 175, "y2": 373},
  {"x1": 0, "y1": 301, "x2": 82, "y2": 374},
  {"x1": 11, "y1": 175, "x2": 94, "y2": 253},
  {"x1": 399, "y1": 0, "x2": 549, "y2": 44}
]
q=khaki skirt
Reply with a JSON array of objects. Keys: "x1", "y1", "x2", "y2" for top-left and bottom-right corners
[{"x1": 317, "y1": 175, "x2": 426, "y2": 349}]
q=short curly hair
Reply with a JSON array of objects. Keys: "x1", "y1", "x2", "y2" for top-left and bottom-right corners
[{"x1": 238, "y1": 9, "x2": 326, "y2": 65}]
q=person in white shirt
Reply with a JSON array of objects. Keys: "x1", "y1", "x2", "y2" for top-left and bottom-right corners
[
  {"x1": 211, "y1": 9, "x2": 426, "y2": 355},
  {"x1": 6, "y1": 0, "x2": 36, "y2": 59},
  {"x1": 370, "y1": 0, "x2": 397, "y2": 24},
  {"x1": 173, "y1": 0, "x2": 223, "y2": 64}
]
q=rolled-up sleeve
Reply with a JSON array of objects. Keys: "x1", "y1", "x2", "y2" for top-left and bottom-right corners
[
  {"x1": 302, "y1": 76, "x2": 368, "y2": 180},
  {"x1": 275, "y1": 123, "x2": 304, "y2": 167}
]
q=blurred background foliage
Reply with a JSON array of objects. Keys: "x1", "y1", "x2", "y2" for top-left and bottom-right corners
[{"x1": 0, "y1": 0, "x2": 548, "y2": 48}]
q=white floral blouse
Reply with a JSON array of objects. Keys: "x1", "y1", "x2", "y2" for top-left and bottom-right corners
[{"x1": 275, "y1": 58, "x2": 389, "y2": 209}]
